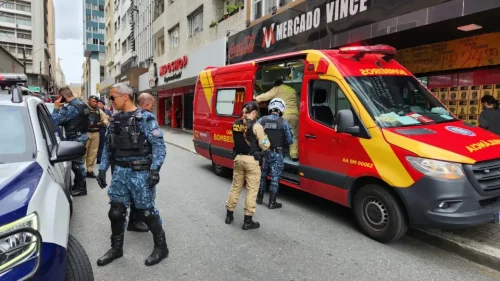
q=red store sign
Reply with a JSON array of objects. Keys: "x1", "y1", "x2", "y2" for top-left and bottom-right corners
[{"x1": 159, "y1": 56, "x2": 188, "y2": 76}]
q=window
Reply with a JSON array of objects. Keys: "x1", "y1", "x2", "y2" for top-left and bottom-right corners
[
  {"x1": 17, "y1": 32, "x2": 31, "y2": 40},
  {"x1": 252, "y1": 0, "x2": 294, "y2": 20},
  {"x1": 188, "y1": 7, "x2": 203, "y2": 37},
  {"x1": 345, "y1": 75, "x2": 457, "y2": 128},
  {"x1": 37, "y1": 106, "x2": 56, "y2": 154},
  {"x1": 156, "y1": 34, "x2": 165, "y2": 56},
  {"x1": 0, "y1": 1, "x2": 15, "y2": 9},
  {"x1": 0, "y1": 105, "x2": 35, "y2": 164},
  {"x1": 16, "y1": 3, "x2": 31, "y2": 12},
  {"x1": 308, "y1": 80, "x2": 351, "y2": 127},
  {"x1": 216, "y1": 88, "x2": 245, "y2": 116},
  {"x1": 167, "y1": 25, "x2": 178, "y2": 49},
  {"x1": 254, "y1": 60, "x2": 304, "y2": 99},
  {"x1": 122, "y1": 39, "x2": 127, "y2": 54},
  {"x1": 154, "y1": 0, "x2": 164, "y2": 20}
]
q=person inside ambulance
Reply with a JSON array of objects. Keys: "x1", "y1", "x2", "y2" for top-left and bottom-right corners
[{"x1": 253, "y1": 79, "x2": 299, "y2": 161}]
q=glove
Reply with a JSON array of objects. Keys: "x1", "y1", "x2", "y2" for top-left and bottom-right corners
[
  {"x1": 147, "y1": 169, "x2": 160, "y2": 189},
  {"x1": 97, "y1": 170, "x2": 107, "y2": 189}
]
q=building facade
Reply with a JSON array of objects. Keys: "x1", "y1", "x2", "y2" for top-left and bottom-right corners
[
  {"x1": 55, "y1": 58, "x2": 66, "y2": 89},
  {"x1": 228, "y1": 0, "x2": 500, "y2": 126},
  {"x1": 83, "y1": 0, "x2": 106, "y2": 100},
  {"x1": 0, "y1": 0, "x2": 55, "y2": 94},
  {"x1": 138, "y1": 0, "x2": 246, "y2": 130}
]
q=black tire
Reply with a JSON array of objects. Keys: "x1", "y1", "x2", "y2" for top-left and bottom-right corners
[
  {"x1": 66, "y1": 234, "x2": 94, "y2": 281},
  {"x1": 352, "y1": 184, "x2": 408, "y2": 243},
  {"x1": 212, "y1": 161, "x2": 232, "y2": 177}
]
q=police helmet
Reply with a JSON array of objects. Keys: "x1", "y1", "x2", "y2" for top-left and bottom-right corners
[{"x1": 268, "y1": 98, "x2": 286, "y2": 116}]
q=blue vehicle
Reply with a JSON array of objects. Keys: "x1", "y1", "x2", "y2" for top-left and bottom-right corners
[{"x1": 0, "y1": 74, "x2": 94, "y2": 281}]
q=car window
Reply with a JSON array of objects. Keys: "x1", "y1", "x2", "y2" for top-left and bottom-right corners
[
  {"x1": 37, "y1": 104, "x2": 58, "y2": 154},
  {"x1": 0, "y1": 105, "x2": 36, "y2": 164}
]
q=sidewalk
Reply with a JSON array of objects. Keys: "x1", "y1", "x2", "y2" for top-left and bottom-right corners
[{"x1": 160, "y1": 126, "x2": 500, "y2": 271}]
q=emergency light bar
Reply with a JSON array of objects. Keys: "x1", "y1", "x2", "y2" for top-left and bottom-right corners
[
  {"x1": 0, "y1": 73, "x2": 28, "y2": 83},
  {"x1": 338, "y1": 45, "x2": 397, "y2": 61}
]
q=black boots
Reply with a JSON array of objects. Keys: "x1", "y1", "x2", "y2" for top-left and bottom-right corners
[
  {"x1": 127, "y1": 205, "x2": 149, "y2": 232},
  {"x1": 225, "y1": 210, "x2": 234, "y2": 224},
  {"x1": 242, "y1": 215, "x2": 260, "y2": 230},
  {"x1": 256, "y1": 189, "x2": 264, "y2": 205},
  {"x1": 97, "y1": 234, "x2": 124, "y2": 266},
  {"x1": 71, "y1": 181, "x2": 87, "y2": 197},
  {"x1": 268, "y1": 193, "x2": 282, "y2": 209},
  {"x1": 143, "y1": 210, "x2": 169, "y2": 266}
]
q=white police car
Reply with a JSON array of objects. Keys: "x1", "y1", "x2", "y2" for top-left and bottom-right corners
[{"x1": 0, "y1": 74, "x2": 94, "y2": 280}]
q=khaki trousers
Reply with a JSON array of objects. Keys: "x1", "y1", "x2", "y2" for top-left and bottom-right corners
[
  {"x1": 226, "y1": 155, "x2": 261, "y2": 216},
  {"x1": 284, "y1": 113, "x2": 299, "y2": 159},
  {"x1": 83, "y1": 131, "x2": 100, "y2": 172}
]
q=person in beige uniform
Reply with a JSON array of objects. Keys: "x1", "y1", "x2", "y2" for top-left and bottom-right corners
[
  {"x1": 225, "y1": 101, "x2": 270, "y2": 230},
  {"x1": 84, "y1": 95, "x2": 109, "y2": 178},
  {"x1": 254, "y1": 79, "x2": 299, "y2": 160}
]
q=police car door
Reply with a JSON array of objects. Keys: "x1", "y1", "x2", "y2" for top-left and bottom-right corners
[{"x1": 37, "y1": 104, "x2": 67, "y2": 187}]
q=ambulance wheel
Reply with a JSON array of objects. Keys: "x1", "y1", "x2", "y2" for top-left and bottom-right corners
[
  {"x1": 212, "y1": 162, "x2": 231, "y2": 177},
  {"x1": 66, "y1": 234, "x2": 94, "y2": 281},
  {"x1": 353, "y1": 184, "x2": 408, "y2": 243}
]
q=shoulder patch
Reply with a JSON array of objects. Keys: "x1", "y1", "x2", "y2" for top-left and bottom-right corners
[
  {"x1": 261, "y1": 139, "x2": 269, "y2": 145},
  {"x1": 152, "y1": 129, "x2": 161, "y2": 137}
]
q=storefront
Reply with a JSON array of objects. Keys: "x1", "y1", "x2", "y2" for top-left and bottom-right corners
[
  {"x1": 227, "y1": 0, "x2": 500, "y2": 125},
  {"x1": 139, "y1": 37, "x2": 227, "y2": 129}
]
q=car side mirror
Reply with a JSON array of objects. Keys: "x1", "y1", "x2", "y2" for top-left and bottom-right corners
[
  {"x1": 336, "y1": 109, "x2": 360, "y2": 135},
  {"x1": 51, "y1": 141, "x2": 86, "y2": 164}
]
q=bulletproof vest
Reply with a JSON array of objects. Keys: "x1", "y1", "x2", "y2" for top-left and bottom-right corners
[
  {"x1": 232, "y1": 119, "x2": 259, "y2": 155},
  {"x1": 110, "y1": 109, "x2": 152, "y2": 158},
  {"x1": 88, "y1": 108, "x2": 100, "y2": 131},
  {"x1": 63, "y1": 102, "x2": 90, "y2": 134},
  {"x1": 260, "y1": 115, "x2": 285, "y2": 149}
]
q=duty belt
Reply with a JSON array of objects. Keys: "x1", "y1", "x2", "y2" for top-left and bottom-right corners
[
  {"x1": 88, "y1": 127, "x2": 100, "y2": 132},
  {"x1": 65, "y1": 131, "x2": 83, "y2": 137},
  {"x1": 269, "y1": 147, "x2": 283, "y2": 152},
  {"x1": 115, "y1": 159, "x2": 151, "y2": 171}
]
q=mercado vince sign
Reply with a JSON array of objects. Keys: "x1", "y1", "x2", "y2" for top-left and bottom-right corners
[{"x1": 227, "y1": 0, "x2": 453, "y2": 64}]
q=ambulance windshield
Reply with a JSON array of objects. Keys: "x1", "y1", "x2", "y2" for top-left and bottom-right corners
[{"x1": 345, "y1": 75, "x2": 457, "y2": 128}]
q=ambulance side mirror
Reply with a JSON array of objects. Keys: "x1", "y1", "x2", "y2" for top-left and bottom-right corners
[{"x1": 336, "y1": 109, "x2": 360, "y2": 135}]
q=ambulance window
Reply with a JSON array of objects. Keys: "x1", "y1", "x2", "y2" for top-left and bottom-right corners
[
  {"x1": 308, "y1": 80, "x2": 351, "y2": 127},
  {"x1": 254, "y1": 60, "x2": 304, "y2": 98},
  {"x1": 215, "y1": 88, "x2": 245, "y2": 116}
]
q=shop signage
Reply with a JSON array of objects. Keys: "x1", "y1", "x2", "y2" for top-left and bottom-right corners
[
  {"x1": 398, "y1": 32, "x2": 500, "y2": 74},
  {"x1": 227, "y1": 0, "x2": 453, "y2": 64},
  {"x1": 149, "y1": 62, "x2": 158, "y2": 88},
  {"x1": 159, "y1": 56, "x2": 188, "y2": 83}
]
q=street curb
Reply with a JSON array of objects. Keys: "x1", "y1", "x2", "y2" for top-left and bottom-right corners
[
  {"x1": 408, "y1": 228, "x2": 500, "y2": 272},
  {"x1": 164, "y1": 140, "x2": 197, "y2": 155}
]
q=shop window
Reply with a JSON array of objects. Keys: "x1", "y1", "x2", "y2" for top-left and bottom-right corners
[
  {"x1": 216, "y1": 88, "x2": 245, "y2": 116},
  {"x1": 254, "y1": 59, "x2": 304, "y2": 103},
  {"x1": 308, "y1": 80, "x2": 351, "y2": 127}
]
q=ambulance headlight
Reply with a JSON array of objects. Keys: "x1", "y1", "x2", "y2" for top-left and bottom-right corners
[
  {"x1": 406, "y1": 157, "x2": 464, "y2": 180},
  {"x1": 0, "y1": 213, "x2": 39, "y2": 273}
]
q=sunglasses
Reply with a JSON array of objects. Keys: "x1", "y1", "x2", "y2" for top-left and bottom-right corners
[{"x1": 109, "y1": 95, "x2": 120, "y2": 101}]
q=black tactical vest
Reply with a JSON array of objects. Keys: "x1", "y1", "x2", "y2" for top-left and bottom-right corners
[
  {"x1": 110, "y1": 109, "x2": 152, "y2": 158},
  {"x1": 63, "y1": 102, "x2": 90, "y2": 135},
  {"x1": 260, "y1": 115, "x2": 285, "y2": 149},
  {"x1": 232, "y1": 118, "x2": 259, "y2": 155},
  {"x1": 88, "y1": 108, "x2": 100, "y2": 132}
]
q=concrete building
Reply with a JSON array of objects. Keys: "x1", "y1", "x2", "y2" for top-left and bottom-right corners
[
  {"x1": 0, "y1": 45, "x2": 24, "y2": 74},
  {"x1": 138, "y1": 0, "x2": 246, "y2": 130},
  {"x1": 55, "y1": 58, "x2": 66, "y2": 89},
  {"x1": 134, "y1": 0, "x2": 153, "y2": 68},
  {"x1": 82, "y1": 0, "x2": 106, "y2": 100},
  {"x1": 0, "y1": 0, "x2": 55, "y2": 94},
  {"x1": 69, "y1": 83, "x2": 82, "y2": 99},
  {"x1": 99, "y1": 0, "x2": 148, "y2": 99}
]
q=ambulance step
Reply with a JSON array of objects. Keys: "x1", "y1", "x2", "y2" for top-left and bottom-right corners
[{"x1": 282, "y1": 171, "x2": 299, "y2": 184}]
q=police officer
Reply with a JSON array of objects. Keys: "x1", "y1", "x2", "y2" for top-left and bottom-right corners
[
  {"x1": 51, "y1": 87, "x2": 89, "y2": 196},
  {"x1": 225, "y1": 101, "x2": 270, "y2": 230},
  {"x1": 96, "y1": 98, "x2": 112, "y2": 165},
  {"x1": 96, "y1": 83, "x2": 168, "y2": 266},
  {"x1": 256, "y1": 98, "x2": 294, "y2": 208},
  {"x1": 84, "y1": 95, "x2": 109, "y2": 178},
  {"x1": 254, "y1": 79, "x2": 299, "y2": 161}
]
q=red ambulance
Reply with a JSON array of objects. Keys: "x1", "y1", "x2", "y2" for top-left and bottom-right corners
[{"x1": 193, "y1": 45, "x2": 500, "y2": 243}]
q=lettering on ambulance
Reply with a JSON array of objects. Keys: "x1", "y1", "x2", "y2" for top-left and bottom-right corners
[
  {"x1": 342, "y1": 158, "x2": 374, "y2": 169},
  {"x1": 213, "y1": 129, "x2": 234, "y2": 144},
  {"x1": 263, "y1": 0, "x2": 369, "y2": 49},
  {"x1": 466, "y1": 139, "x2": 500, "y2": 152},
  {"x1": 359, "y1": 69, "x2": 408, "y2": 76}
]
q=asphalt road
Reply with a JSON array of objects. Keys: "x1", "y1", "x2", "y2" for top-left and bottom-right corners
[{"x1": 70, "y1": 145, "x2": 500, "y2": 281}]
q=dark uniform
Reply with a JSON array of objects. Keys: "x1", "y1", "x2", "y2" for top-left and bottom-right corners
[
  {"x1": 225, "y1": 118, "x2": 270, "y2": 230},
  {"x1": 51, "y1": 99, "x2": 90, "y2": 196},
  {"x1": 257, "y1": 114, "x2": 294, "y2": 208},
  {"x1": 97, "y1": 108, "x2": 168, "y2": 266}
]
